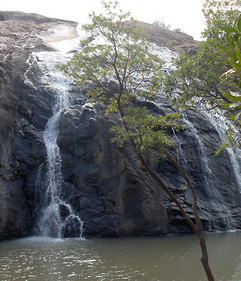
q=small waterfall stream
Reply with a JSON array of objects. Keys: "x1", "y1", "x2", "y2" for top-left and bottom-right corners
[
  {"x1": 180, "y1": 112, "x2": 235, "y2": 230},
  {"x1": 34, "y1": 51, "x2": 83, "y2": 238},
  {"x1": 153, "y1": 48, "x2": 238, "y2": 231},
  {"x1": 181, "y1": 112, "x2": 213, "y2": 186},
  {"x1": 172, "y1": 128, "x2": 188, "y2": 174},
  {"x1": 207, "y1": 113, "x2": 241, "y2": 191}
]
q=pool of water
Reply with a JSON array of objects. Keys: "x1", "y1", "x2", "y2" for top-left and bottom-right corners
[{"x1": 0, "y1": 231, "x2": 241, "y2": 280}]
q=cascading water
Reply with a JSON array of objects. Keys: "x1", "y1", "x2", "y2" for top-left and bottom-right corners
[
  {"x1": 181, "y1": 112, "x2": 213, "y2": 186},
  {"x1": 172, "y1": 128, "x2": 188, "y2": 174},
  {"x1": 150, "y1": 47, "x2": 237, "y2": 231},
  {"x1": 180, "y1": 111, "x2": 235, "y2": 230},
  {"x1": 206, "y1": 112, "x2": 241, "y2": 191},
  {"x1": 33, "y1": 51, "x2": 83, "y2": 238}
]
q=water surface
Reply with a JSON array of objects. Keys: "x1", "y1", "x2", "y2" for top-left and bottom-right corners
[{"x1": 0, "y1": 232, "x2": 241, "y2": 280}]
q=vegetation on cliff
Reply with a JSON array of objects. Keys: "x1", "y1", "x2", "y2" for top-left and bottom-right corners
[
  {"x1": 164, "y1": 1, "x2": 241, "y2": 107},
  {"x1": 163, "y1": 0, "x2": 241, "y2": 152}
]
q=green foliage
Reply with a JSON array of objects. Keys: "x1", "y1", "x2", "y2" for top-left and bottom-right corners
[
  {"x1": 58, "y1": 0, "x2": 178, "y2": 158},
  {"x1": 164, "y1": 0, "x2": 241, "y2": 109},
  {"x1": 162, "y1": 0, "x2": 241, "y2": 154},
  {"x1": 213, "y1": 13, "x2": 241, "y2": 150},
  {"x1": 168, "y1": 40, "x2": 177, "y2": 48},
  {"x1": 58, "y1": 4, "x2": 215, "y2": 277},
  {"x1": 215, "y1": 123, "x2": 241, "y2": 153},
  {"x1": 152, "y1": 18, "x2": 183, "y2": 33},
  {"x1": 58, "y1": 0, "x2": 163, "y2": 112},
  {"x1": 163, "y1": 39, "x2": 231, "y2": 108},
  {"x1": 173, "y1": 28, "x2": 183, "y2": 33},
  {"x1": 218, "y1": 14, "x2": 241, "y2": 121},
  {"x1": 152, "y1": 18, "x2": 171, "y2": 29},
  {"x1": 179, "y1": 185, "x2": 187, "y2": 191},
  {"x1": 202, "y1": 0, "x2": 241, "y2": 39},
  {"x1": 110, "y1": 107, "x2": 182, "y2": 153}
]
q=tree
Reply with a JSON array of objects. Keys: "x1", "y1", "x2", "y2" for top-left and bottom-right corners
[
  {"x1": 202, "y1": 0, "x2": 241, "y2": 39},
  {"x1": 219, "y1": 14, "x2": 241, "y2": 119},
  {"x1": 58, "y1": 2, "x2": 163, "y2": 112},
  {"x1": 163, "y1": 0, "x2": 241, "y2": 110},
  {"x1": 58, "y1": 1, "x2": 214, "y2": 280},
  {"x1": 163, "y1": 0, "x2": 241, "y2": 155},
  {"x1": 152, "y1": 17, "x2": 171, "y2": 29},
  {"x1": 163, "y1": 39, "x2": 231, "y2": 109},
  {"x1": 215, "y1": 13, "x2": 241, "y2": 149}
]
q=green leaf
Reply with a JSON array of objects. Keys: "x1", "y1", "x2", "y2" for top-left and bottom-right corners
[
  {"x1": 228, "y1": 59, "x2": 241, "y2": 70},
  {"x1": 233, "y1": 33, "x2": 240, "y2": 42},
  {"x1": 235, "y1": 46, "x2": 241, "y2": 62},
  {"x1": 220, "y1": 26, "x2": 238, "y2": 33},
  {"x1": 226, "y1": 33, "x2": 235, "y2": 48},
  {"x1": 227, "y1": 113, "x2": 240, "y2": 120},
  {"x1": 227, "y1": 50, "x2": 234, "y2": 58},
  {"x1": 234, "y1": 79, "x2": 241, "y2": 88},
  {"x1": 238, "y1": 16, "x2": 241, "y2": 32},
  {"x1": 232, "y1": 50, "x2": 238, "y2": 62},
  {"x1": 220, "y1": 103, "x2": 231, "y2": 108},
  {"x1": 217, "y1": 43, "x2": 230, "y2": 53},
  {"x1": 221, "y1": 90, "x2": 241, "y2": 101}
]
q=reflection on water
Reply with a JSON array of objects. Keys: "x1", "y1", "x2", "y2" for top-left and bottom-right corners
[{"x1": 0, "y1": 232, "x2": 241, "y2": 280}]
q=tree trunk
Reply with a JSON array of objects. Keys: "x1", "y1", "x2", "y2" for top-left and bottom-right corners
[
  {"x1": 119, "y1": 101, "x2": 215, "y2": 280},
  {"x1": 165, "y1": 151, "x2": 214, "y2": 281},
  {"x1": 136, "y1": 151, "x2": 215, "y2": 281},
  {"x1": 198, "y1": 232, "x2": 215, "y2": 281}
]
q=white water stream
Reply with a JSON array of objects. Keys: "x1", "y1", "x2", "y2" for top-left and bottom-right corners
[
  {"x1": 32, "y1": 50, "x2": 83, "y2": 238},
  {"x1": 181, "y1": 112, "x2": 213, "y2": 186},
  {"x1": 207, "y1": 113, "x2": 241, "y2": 191},
  {"x1": 180, "y1": 112, "x2": 236, "y2": 230}
]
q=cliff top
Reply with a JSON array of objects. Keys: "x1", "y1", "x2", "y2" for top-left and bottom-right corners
[
  {"x1": 0, "y1": 11, "x2": 200, "y2": 55},
  {"x1": 138, "y1": 21, "x2": 201, "y2": 54},
  {"x1": 0, "y1": 11, "x2": 78, "y2": 54}
]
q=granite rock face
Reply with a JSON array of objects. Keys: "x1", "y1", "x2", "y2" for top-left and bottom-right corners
[
  {"x1": 137, "y1": 21, "x2": 201, "y2": 54},
  {"x1": 0, "y1": 11, "x2": 241, "y2": 241},
  {"x1": 0, "y1": 11, "x2": 77, "y2": 240},
  {"x1": 57, "y1": 103, "x2": 169, "y2": 238},
  {"x1": 56, "y1": 99, "x2": 241, "y2": 238}
]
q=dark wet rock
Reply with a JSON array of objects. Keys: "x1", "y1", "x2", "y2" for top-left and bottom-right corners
[
  {"x1": 56, "y1": 102, "x2": 241, "y2": 237},
  {"x1": 0, "y1": 11, "x2": 77, "y2": 240},
  {"x1": 0, "y1": 11, "x2": 241, "y2": 241}
]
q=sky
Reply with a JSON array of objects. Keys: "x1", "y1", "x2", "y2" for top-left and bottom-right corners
[{"x1": 1, "y1": 0, "x2": 206, "y2": 40}]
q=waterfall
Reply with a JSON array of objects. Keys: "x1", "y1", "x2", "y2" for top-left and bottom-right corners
[
  {"x1": 180, "y1": 112, "x2": 235, "y2": 230},
  {"x1": 181, "y1": 112, "x2": 213, "y2": 186},
  {"x1": 172, "y1": 128, "x2": 188, "y2": 174},
  {"x1": 207, "y1": 113, "x2": 241, "y2": 191},
  {"x1": 34, "y1": 51, "x2": 83, "y2": 238},
  {"x1": 148, "y1": 43, "x2": 239, "y2": 231}
]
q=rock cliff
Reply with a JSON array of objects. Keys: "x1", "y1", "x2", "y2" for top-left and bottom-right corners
[
  {"x1": 0, "y1": 11, "x2": 241, "y2": 240},
  {"x1": 0, "y1": 11, "x2": 78, "y2": 239}
]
